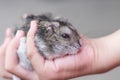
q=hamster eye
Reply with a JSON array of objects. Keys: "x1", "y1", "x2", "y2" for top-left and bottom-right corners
[
  {"x1": 40, "y1": 27, "x2": 47, "y2": 33},
  {"x1": 61, "y1": 33, "x2": 70, "y2": 39}
]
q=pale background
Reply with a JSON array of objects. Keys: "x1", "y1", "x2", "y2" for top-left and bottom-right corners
[{"x1": 0, "y1": 0, "x2": 120, "y2": 80}]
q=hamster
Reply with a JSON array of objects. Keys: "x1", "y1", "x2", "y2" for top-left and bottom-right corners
[{"x1": 13, "y1": 13, "x2": 82, "y2": 80}]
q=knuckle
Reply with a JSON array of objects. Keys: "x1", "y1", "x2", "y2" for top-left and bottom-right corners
[
  {"x1": 5, "y1": 65, "x2": 14, "y2": 72},
  {"x1": 1, "y1": 74, "x2": 6, "y2": 78},
  {"x1": 27, "y1": 46, "x2": 38, "y2": 60},
  {"x1": 27, "y1": 51, "x2": 34, "y2": 60},
  {"x1": 0, "y1": 71, "x2": 8, "y2": 78}
]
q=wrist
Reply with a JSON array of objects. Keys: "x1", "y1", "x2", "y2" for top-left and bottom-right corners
[
  {"x1": 107, "y1": 29, "x2": 120, "y2": 66},
  {"x1": 92, "y1": 29, "x2": 120, "y2": 73}
]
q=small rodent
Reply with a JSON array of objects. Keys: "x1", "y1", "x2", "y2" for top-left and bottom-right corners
[{"x1": 13, "y1": 13, "x2": 82, "y2": 80}]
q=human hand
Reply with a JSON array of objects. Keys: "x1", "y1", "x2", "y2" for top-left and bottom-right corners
[
  {"x1": 5, "y1": 28, "x2": 39, "y2": 80},
  {"x1": 5, "y1": 21, "x2": 94, "y2": 80},
  {"x1": 24, "y1": 21, "x2": 96, "y2": 80},
  {"x1": 0, "y1": 28, "x2": 13, "y2": 79},
  {"x1": 26, "y1": 22, "x2": 120, "y2": 80},
  {"x1": 5, "y1": 21, "x2": 120, "y2": 80}
]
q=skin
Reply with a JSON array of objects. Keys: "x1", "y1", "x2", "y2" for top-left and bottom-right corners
[
  {"x1": 0, "y1": 21, "x2": 120, "y2": 80},
  {"x1": 0, "y1": 28, "x2": 12, "y2": 79}
]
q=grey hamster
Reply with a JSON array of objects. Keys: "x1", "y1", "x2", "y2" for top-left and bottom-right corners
[{"x1": 13, "y1": 13, "x2": 81, "y2": 80}]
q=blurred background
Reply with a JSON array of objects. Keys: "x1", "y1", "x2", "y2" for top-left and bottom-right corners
[{"x1": 0, "y1": 0, "x2": 120, "y2": 80}]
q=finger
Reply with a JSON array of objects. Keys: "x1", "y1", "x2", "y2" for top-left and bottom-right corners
[
  {"x1": 5, "y1": 30, "x2": 38, "y2": 80},
  {"x1": 5, "y1": 28, "x2": 12, "y2": 39},
  {"x1": 0, "y1": 28, "x2": 13, "y2": 79},
  {"x1": 27, "y1": 21, "x2": 45, "y2": 70},
  {"x1": 27, "y1": 20, "x2": 38, "y2": 59},
  {"x1": 0, "y1": 28, "x2": 12, "y2": 57},
  {"x1": 27, "y1": 20, "x2": 38, "y2": 38},
  {"x1": 5, "y1": 30, "x2": 24, "y2": 70},
  {"x1": 0, "y1": 71, "x2": 12, "y2": 79},
  {"x1": 11, "y1": 66, "x2": 38, "y2": 80},
  {"x1": 0, "y1": 28, "x2": 12, "y2": 50}
]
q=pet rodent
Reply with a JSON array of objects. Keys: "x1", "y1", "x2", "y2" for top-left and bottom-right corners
[{"x1": 13, "y1": 13, "x2": 82, "y2": 80}]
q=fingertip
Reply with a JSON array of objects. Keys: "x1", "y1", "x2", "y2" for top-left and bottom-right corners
[
  {"x1": 0, "y1": 71, "x2": 12, "y2": 79},
  {"x1": 30, "y1": 20, "x2": 38, "y2": 30},
  {"x1": 2, "y1": 28, "x2": 12, "y2": 47},
  {"x1": 30, "y1": 20, "x2": 38, "y2": 33},
  {"x1": 31, "y1": 20, "x2": 38, "y2": 26},
  {"x1": 27, "y1": 20, "x2": 38, "y2": 38},
  {"x1": 15, "y1": 30, "x2": 24, "y2": 38},
  {"x1": 6, "y1": 28, "x2": 12, "y2": 38}
]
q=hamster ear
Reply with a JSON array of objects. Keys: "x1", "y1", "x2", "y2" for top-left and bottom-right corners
[
  {"x1": 22, "y1": 13, "x2": 28, "y2": 19},
  {"x1": 54, "y1": 16, "x2": 67, "y2": 21},
  {"x1": 23, "y1": 13, "x2": 33, "y2": 19},
  {"x1": 22, "y1": 14, "x2": 36, "y2": 25},
  {"x1": 51, "y1": 22, "x2": 60, "y2": 28},
  {"x1": 54, "y1": 16, "x2": 77, "y2": 31}
]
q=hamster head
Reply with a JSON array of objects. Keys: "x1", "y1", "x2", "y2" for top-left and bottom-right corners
[{"x1": 20, "y1": 13, "x2": 82, "y2": 59}]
